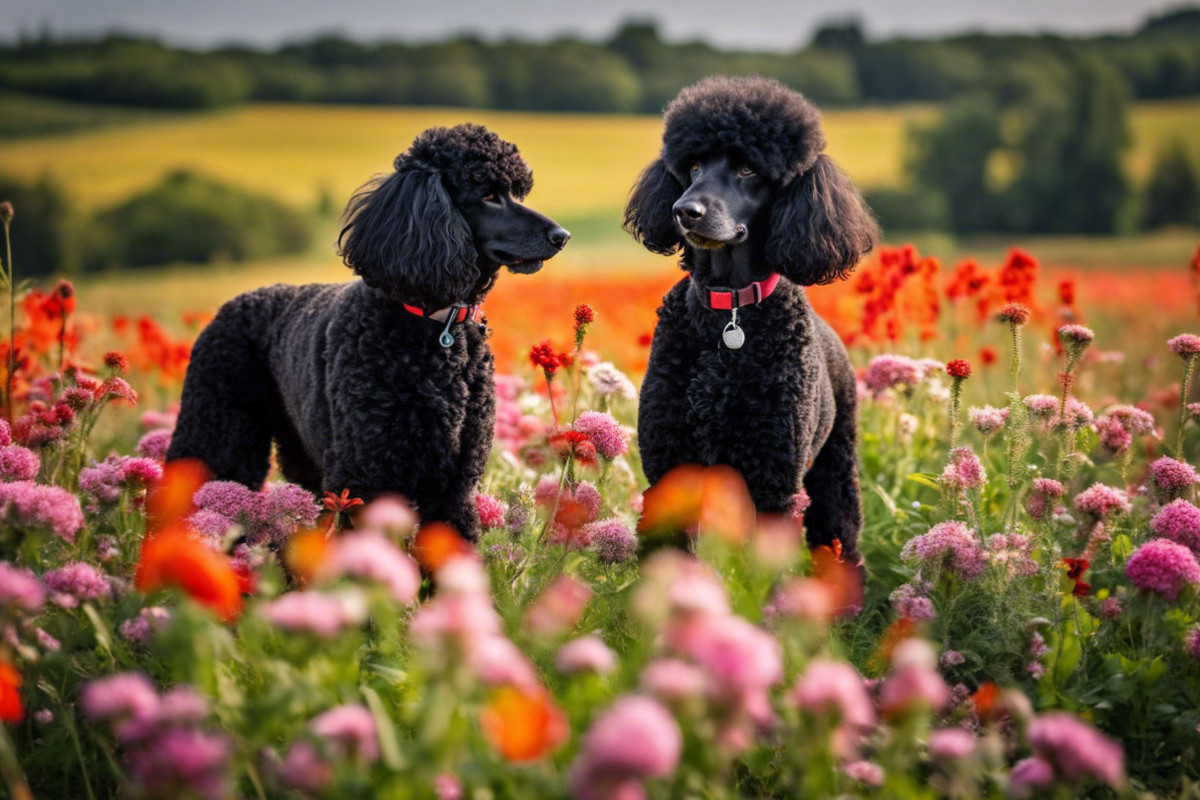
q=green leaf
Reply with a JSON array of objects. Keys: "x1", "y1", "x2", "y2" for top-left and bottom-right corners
[
  {"x1": 906, "y1": 473, "x2": 942, "y2": 491},
  {"x1": 362, "y1": 685, "x2": 406, "y2": 770}
]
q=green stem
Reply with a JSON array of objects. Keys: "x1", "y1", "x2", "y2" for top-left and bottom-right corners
[
  {"x1": 0, "y1": 723, "x2": 33, "y2": 800},
  {"x1": 1178, "y1": 357, "x2": 1196, "y2": 456},
  {"x1": 3, "y1": 219, "x2": 13, "y2": 423}
]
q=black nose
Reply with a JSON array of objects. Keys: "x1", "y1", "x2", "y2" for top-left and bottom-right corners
[
  {"x1": 673, "y1": 199, "x2": 705, "y2": 229},
  {"x1": 548, "y1": 227, "x2": 570, "y2": 249}
]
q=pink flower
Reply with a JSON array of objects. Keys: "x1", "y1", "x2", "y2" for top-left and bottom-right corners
[
  {"x1": 941, "y1": 446, "x2": 986, "y2": 491},
  {"x1": 842, "y1": 760, "x2": 885, "y2": 786},
  {"x1": 435, "y1": 772, "x2": 463, "y2": 800},
  {"x1": 260, "y1": 590, "x2": 368, "y2": 637},
  {"x1": 789, "y1": 658, "x2": 874, "y2": 730},
  {"x1": 124, "y1": 727, "x2": 230, "y2": 800},
  {"x1": 1168, "y1": 333, "x2": 1200, "y2": 357},
  {"x1": 278, "y1": 742, "x2": 333, "y2": 793},
  {"x1": 1027, "y1": 478, "x2": 1065, "y2": 521},
  {"x1": 80, "y1": 672, "x2": 160, "y2": 724},
  {"x1": 1009, "y1": 756, "x2": 1055, "y2": 798},
  {"x1": 568, "y1": 696, "x2": 682, "y2": 800},
  {"x1": 1074, "y1": 483, "x2": 1131, "y2": 520},
  {"x1": 574, "y1": 411, "x2": 629, "y2": 460},
  {"x1": 889, "y1": 582, "x2": 936, "y2": 621},
  {"x1": 1151, "y1": 499, "x2": 1200, "y2": 555},
  {"x1": 863, "y1": 355, "x2": 923, "y2": 394},
  {"x1": 137, "y1": 431, "x2": 175, "y2": 462},
  {"x1": 879, "y1": 641, "x2": 949, "y2": 718},
  {"x1": 1052, "y1": 397, "x2": 1093, "y2": 431},
  {"x1": 556, "y1": 635, "x2": 617, "y2": 675},
  {"x1": 1028, "y1": 711, "x2": 1125, "y2": 788},
  {"x1": 0, "y1": 561, "x2": 45, "y2": 613},
  {"x1": 0, "y1": 419, "x2": 10, "y2": 447},
  {"x1": 632, "y1": 550, "x2": 730, "y2": 626},
  {"x1": 968, "y1": 405, "x2": 1008, "y2": 436},
  {"x1": 0, "y1": 481, "x2": 84, "y2": 543},
  {"x1": 309, "y1": 704, "x2": 379, "y2": 764},
  {"x1": 929, "y1": 728, "x2": 975, "y2": 761},
  {"x1": 321, "y1": 531, "x2": 421, "y2": 605},
  {"x1": 1058, "y1": 324, "x2": 1094, "y2": 346},
  {"x1": 587, "y1": 362, "x2": 636, "y2": 400},
  {"x1": 359, "y1": 496, "x2": 418, "y2": 536},
  {"x1": 900, "y1": 521, "x2": 987, "y2": 580},
  {"x1": 470, "y1": 635, "x2": 538, "y2": 689},
  {"x1": 120, "y1": 607, "x2": 171, "y2": 645},
  {"x1": 1125, "y1": 538, "x2": 1200, "y2": 601},
  {"x1": 1094, "y1": 415, "x2": 1132, "y2": 453},
  {"x1": 1150, "y1": 456, "x2": 1199, "y2": 501},
  {"x1": 939, "y1": 650, "x2": 965, "y2": 668},
  {"x1": 667, "y1": 612, "x2": 782, "y2": 696},
  {"x1": 1097, "y1": 596, "x2": 1122, "y2": 619},
  {"x1": 475, "y1": 493, "x2": 508, "y2": 529},
  {"x1": 1184, "y1": 626, "x2": 1200, "y2": 661},
  {"x1": 639, "y1": 659, "x2": 707, "y2": 705},
  {"x1": 586, "y1": 517, "x2": 638, "y2": 565},
  {"x1": 525, "y1": 575, "x2": 592, "y2": 637},
  {"x1": 1024, "y1": 394, "x2": 1059, "y2": 419},
  {"x1": 1095, "y1": 405, "x2": 1155, "y2": 454},
  {"x1": 0, "y1": 445, "x2": 39, "y2": 482},
  {"x1": 44, "y1": 562, "x2": 110, "y2": 603}
]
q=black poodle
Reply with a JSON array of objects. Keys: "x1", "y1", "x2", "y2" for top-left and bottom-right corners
[
  {"x1": 167, "y1": 124, "x2": 569, "y2": 539},
  {"x1": 625, "y1": 76, "x2": 878, "y2": 561}
]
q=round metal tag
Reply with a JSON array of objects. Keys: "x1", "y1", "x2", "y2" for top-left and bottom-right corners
[
  {"x1": 439, "y1": 331, "x2": 455, "y2": 348},
  {"x1": 722, "y1": 324, "x2": 745, "y2": 350}
]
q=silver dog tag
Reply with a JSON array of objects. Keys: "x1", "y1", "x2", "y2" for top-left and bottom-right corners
[{"x1": 722, "y1": 308, "x2": 744, "y2": 349}]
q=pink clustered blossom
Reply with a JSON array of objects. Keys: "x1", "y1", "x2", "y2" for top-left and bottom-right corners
[
  {"x1": 568, "y1": 695, "x2": 682, "y2": 800},
  {"x1": 1167, "y1": 333, "x2": 1200, "y2": 357},
  {"x1": 1028, "y1": 711, "x2": 1125, "y2": 789},
  {"x1": 78, "y1": 455, "x2": 163, "y2": 509},
  {"x1": 136, "y1": 428, "x2": 173, "y2": 461},
  {"x1": 574, "y1": 411, "x2": 629, "y2": 460},
  {"x1": 0, "y1": 561, "x2": 46, "y2": 612},
  {"x1": 1027, "y1": 478, "x2": 1066, "y2": 521},
  {"x1": 1009, "y1": 756, "x2": 1055, "y2": 798},
  {"x1": 493, "y1": 375, "x2": 544, "y2": 454},
  {"x1": 1124, "y1": 538, "x2": 1200, "y2": 602},
  {"x1": 1185, "y1": 626, "x2": 1200, "y2": 661},
  {"x1": 1151, "y1": 499, "x2": 1200, "y2": 555},
  {"x1": 862, "y1": 355, "x2": 923, "y2": 394},
  {"x1": 1023, "y1": 394, "x2": 1059, "y2": 419},
  {"x1": 526, "y1": 574, "x2": 592, "y2": 638},
  {"x1": 790, "y1": 658, "x2": 875, "y2": 759},
  {"x1": 889, "y1": 582, "x2": 936, "y2": 621},
  {"x1": 878, "y1": 639, "x2": 950, "y2": 718},
  {"x1": 81, "y1": 673, "x2": 230, "y2": 800},
  {"x1": 987, "y1": 533, "x2": 1039, "y2": 578},
  {"x1": 1098, "y1": 596, "x2": 1122, "y2": 619},
  {"x1": 120, "y1": 607, "x2": 171, "y2": 645},
  {"x1": 189, "y1": 480, "x2": 319, "y2": 547},
  {"x1": 43, "y1": 562, "x2": 110, "y2": 605},
  {"x1": 319, "y1": 531, "x2": 421, "y2": 605},
  {"x1": 939, "y1": 650, "x2": 966, "y2": 669},
  {"x1": 260, "y1": 590, "x2": 368, "y2": 638},
  {"x1": 535, "y1": 476, "x2": 603, "y2": 546},
  {"x1": 474, "y1": 493, "x2": 508, "y2": 529},
  {"x1": 1073, "y1": 483, "x2": 1131, "y2": 521},
  {"x1": 900, "y1": 521, "x2": 987, "y2": 580},
  {"x1": 309, "y1": 704, "x2": 379, "y2": 764},
  {"x1": 1095, "y1": 405, "x2": 1156, "y2": 454},
  {"x1": 587, "y1": 362, "x2": 637, "y2": 400},
  {"x1": 0, "y1": 481, "x2": 85, "y2": 543},
  {"x1": 968, "y1": 405, "x2": 1008, "y2": 436},
  {"x1": 842, "y1": 760, "x2": 885, "y2": 786},
  {"x1": 0, "y1": 444, "x2": 39, "y2": 482},
  {"x1": 556, "y1": 634, "x2": 617, "y2": 675},
  {"x1": 929, "y1": 727, "x2": 975, "y2": 761},
  {"x1": 1052, "y1": 397, "x2": 1094, "y2": 431},
  {"x1": 586, "y1": 517, "x2": 638, "y2": 565},
  {"x1": 1150, "y1": 456, "x2": 1199, "y2": 501},
  {"x1": 640, "y1": 659, "x2": 707, "y2": 705},
  {"x1": 941, "y1": 446, "x2": 986, "y2": 491}
]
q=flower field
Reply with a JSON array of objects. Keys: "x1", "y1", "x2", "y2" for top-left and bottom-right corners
[{"x1": 2, "y1": 196, "x2": 1200, "y2": 800}]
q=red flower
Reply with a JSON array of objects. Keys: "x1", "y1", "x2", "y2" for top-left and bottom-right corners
[
  {"x1": 637, "y1": 332, "x2": 653, "y2": 347},
  {"x1": 573, "y1": 304, "x2": 594, "y2": 326},
  {"x1": 946, "y1": 359, "x2": 972, "y2": 379},
  {"x1": 103, "y1": 350, "x2": 129, "y2": 374},
  {"x1": 136, "y1": 528, "x2": 243, "y2": 622},
  {"x1": 980, "y1": 346, "x2": 998, "y2": 366},
  {"x1": 997, "y1": 303, "x2": 1031, "y2": 325},
  {"x1": 0, "y1": 661, "x2": 22, "y2": 723},
  {"x1": 322, "y1": 489, "x2": 364, "y2": 514},
  {"x1": 529, "y1": 340, "x2": 564, "y2": 377},
  {"x1": 1062, "y1": 557, "x2": 1090, "y2": 580}
]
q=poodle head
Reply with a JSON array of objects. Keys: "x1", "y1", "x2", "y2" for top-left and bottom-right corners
[
  {"x1": 625, "y1": 76, "x2": 876, "y2": 284},
  {"x1": 338, "y1": 124, "x2": 566, "y2": 307}
]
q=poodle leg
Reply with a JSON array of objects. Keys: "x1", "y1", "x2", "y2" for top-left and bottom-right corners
[
  {"x1": 167, "y1": 313, "x2": 276, "y2": 489},
  {"x1": 273, "y1": 412, "x2": 324, "y2": 496},
  {"x1": 638, "y1": 336, "x2": 699, "y2": 486},
  {"x1": 801, "y1": 391, "x2": 862, "y2": 561},
  {"x1": 435, "y1": 345, "x2": 496, "y2": 541}
]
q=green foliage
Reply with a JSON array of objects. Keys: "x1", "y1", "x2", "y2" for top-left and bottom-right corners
[
  {"x1": 864, "y1": 187, "x2": 950, "y2": 234},
  {"x1": 1141, "y1": 139, "x2": 1200, "y2": 229},
  {"x1": 89, "y1": 170, "x2": 311, "y2": 269},
  {"x1": 0, "y1": 171, "x2": 77, "y2": 276}
]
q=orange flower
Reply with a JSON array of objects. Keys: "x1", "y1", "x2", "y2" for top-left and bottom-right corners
[
  {"x1": 412, "y1": 523, "x2": 473, "y2": 573},
  {"x1": 285, "y1": 527, "x2": 333, "y2": 585},
  {"x1": 480, "y1": 685, "x2": 568, "y2": 762},
  {"x1": 0, "y1": 661, "x2": 23, "y2": 723},
  {"x1": 146, "y1": 459, "x2": 209, "y2": 533},
  {"x1": 136, "y1": 527, "x2": 243, "y2": 622},
  {"x1": 638, "y1": 464, "x2": 755, "y2": 546}
]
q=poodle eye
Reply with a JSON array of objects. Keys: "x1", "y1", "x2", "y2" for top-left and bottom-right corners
[
  {"x1": 689, "y1": 163, "x2": 700, "y2": 173},
  {"x1": 737, "y1": 165, "x2": 755, "y2": 178}
]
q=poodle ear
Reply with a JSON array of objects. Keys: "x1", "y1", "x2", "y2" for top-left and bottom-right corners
[
  {"x1": 623, "y1": 158, "x2": 684, "y2": 255},
  {"x1": 765, "y1": 154, "x2": 879, "y2": 285},
  {"x1": 338, "y1": 168, "x2": 478, "y2": 300}
]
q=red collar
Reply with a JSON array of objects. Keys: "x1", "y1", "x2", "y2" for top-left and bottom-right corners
[
  {"x1": 402, "y1": 303, "x2": 481, "y2": 324},
  {"x1": 704, "y1": 273, "x2": 781, "y2": 310}
]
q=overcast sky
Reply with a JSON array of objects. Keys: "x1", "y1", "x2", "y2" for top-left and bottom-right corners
[{"x1": 0, "y1": 0, "x2": 1183, "y2": 51}]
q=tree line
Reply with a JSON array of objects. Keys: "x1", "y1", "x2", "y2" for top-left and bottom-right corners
[{"x1": 1, "y1": 7, "x2": 1200, "y2": 113}]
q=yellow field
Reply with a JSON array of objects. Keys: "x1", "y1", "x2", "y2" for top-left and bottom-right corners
[{"x1": 0, "y1": 103, "x2": 937, "y2": 220}]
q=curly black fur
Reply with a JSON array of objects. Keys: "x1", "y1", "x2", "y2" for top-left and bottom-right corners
[
  {"x1": 627, "y1": 75, "x2": 878, "y2": 560},
  {"x1": 167, "y1": 124, "x2": 564, "y2": 540}
]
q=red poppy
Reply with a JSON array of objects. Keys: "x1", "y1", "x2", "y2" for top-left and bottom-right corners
[{"x1": 0, "y1": 661, "x2": 22, "y2": 723}]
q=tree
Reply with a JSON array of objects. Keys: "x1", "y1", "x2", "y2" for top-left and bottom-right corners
[
  {"x1": 1142, "y1": 140, "x2": 1200, "y2": 229},
  {"x1": 0, "y1": 173, "x2": 77, "y2": 276},
  {"x1": 908, "y1": 96, "x2": 1004, "y2": 233}
]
